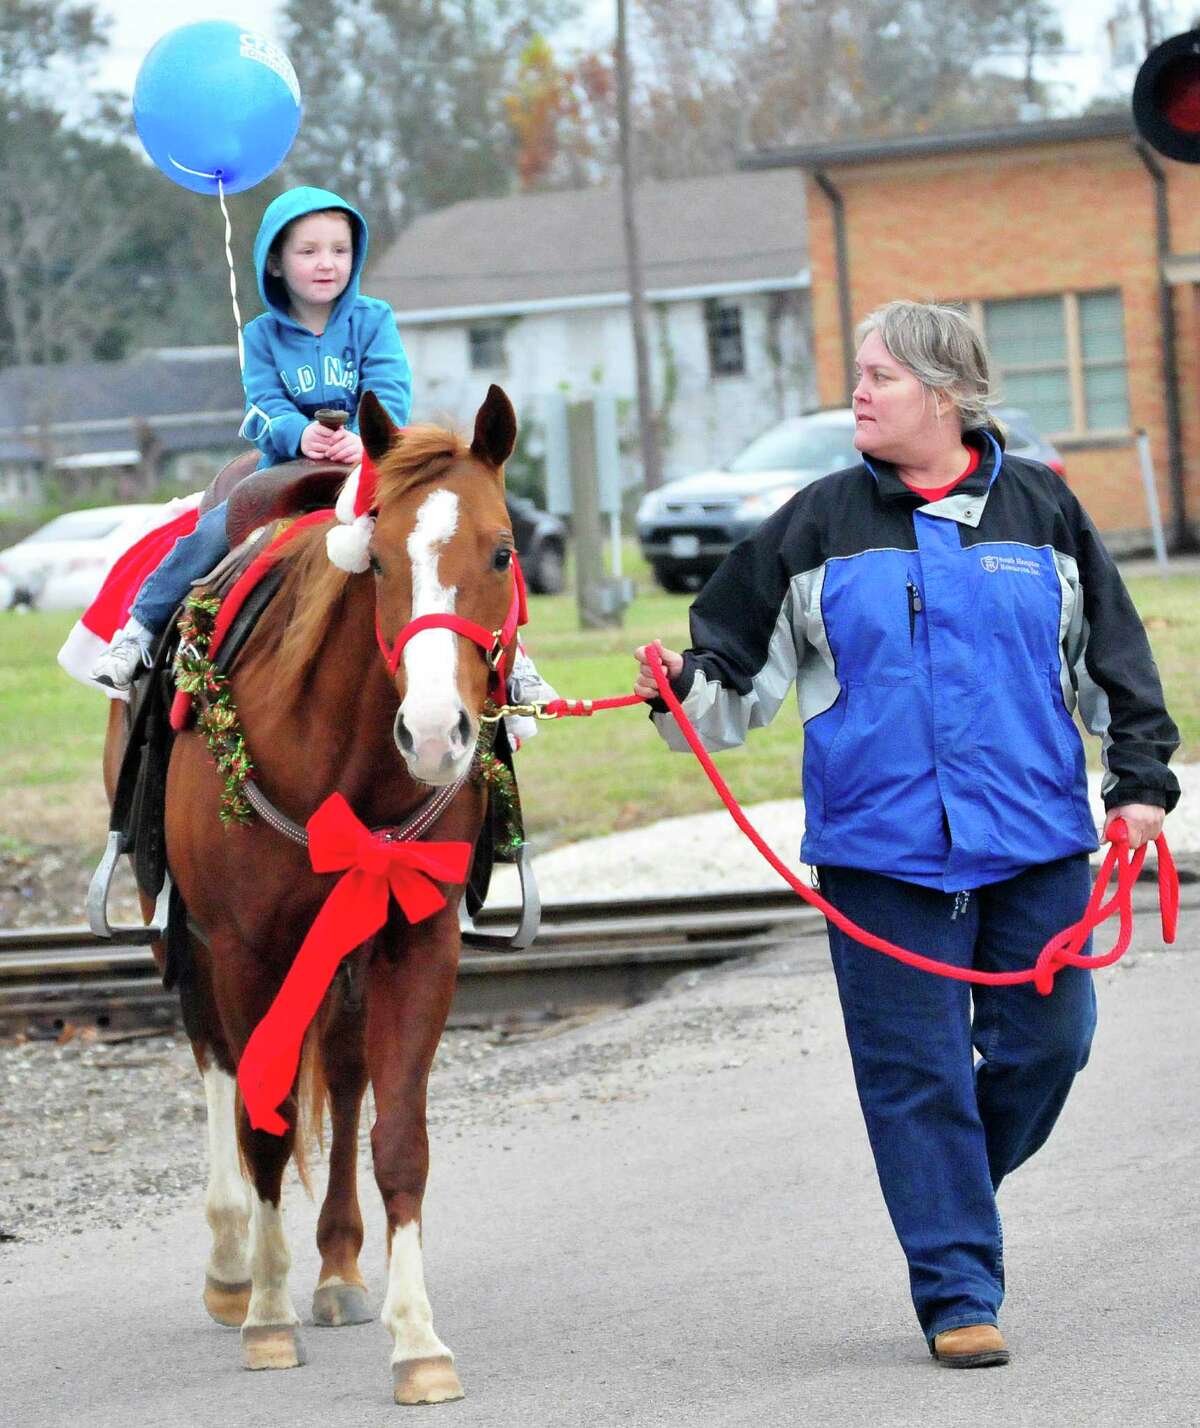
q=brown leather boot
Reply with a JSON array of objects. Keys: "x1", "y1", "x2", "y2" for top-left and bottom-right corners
[{"x1": 931, "y1": 1324, "x2": 1010, "y2": 1368}]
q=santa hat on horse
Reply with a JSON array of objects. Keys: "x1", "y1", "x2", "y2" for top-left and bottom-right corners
[{"x1": 326, "y1": 454, "x2": 377, "y2": 573}]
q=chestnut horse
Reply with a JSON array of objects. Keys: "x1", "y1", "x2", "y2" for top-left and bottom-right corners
[{"x1": 103, "y1": 386, "x2": 522, "y2": 1404}]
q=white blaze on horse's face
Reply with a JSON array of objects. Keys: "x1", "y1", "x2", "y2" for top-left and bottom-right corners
[{"x1": 393, "y1": 487, "x2": 476, "y2": 785}]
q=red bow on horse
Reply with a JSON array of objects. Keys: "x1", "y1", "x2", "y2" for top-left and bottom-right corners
[{"x1": 237, "y1": 793, "x2": 472, "y2": 1134}]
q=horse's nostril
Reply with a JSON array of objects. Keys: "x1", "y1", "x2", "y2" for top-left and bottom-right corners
[
  {"x1": 455, "y1": 708, "x2": 471, "y2": 745},
  {"x1": 393, "y1": 710, "x2": 414, "y2": 754}
]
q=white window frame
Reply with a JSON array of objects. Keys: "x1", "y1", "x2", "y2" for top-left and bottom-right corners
[{"x1": 965, "y1": 291, "x2": 1131, "y2": 441}]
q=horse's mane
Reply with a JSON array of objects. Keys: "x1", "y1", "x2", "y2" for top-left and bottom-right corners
[{"x1": 260, "y1": 425, "x2": 471, "y2": 704}]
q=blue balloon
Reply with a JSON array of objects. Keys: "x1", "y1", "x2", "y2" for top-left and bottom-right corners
[{"x1": 133, "y1": 22, "x2": 302, "y2": 196}]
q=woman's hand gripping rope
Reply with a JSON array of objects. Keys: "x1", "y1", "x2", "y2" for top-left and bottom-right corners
[
  {"x1": 633, "y1": 639, "x2": 684, "y2": 700},
  {"x1": 1103, "y1": 802, "x2": 1165, "y2": 851}
]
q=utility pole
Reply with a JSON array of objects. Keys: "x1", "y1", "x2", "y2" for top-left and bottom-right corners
[
  {"x1": 1138, "y1": 0, "x2": 1158, "y2": 51},
  {"x1": 614, "y1": 0, "x2": 664, "y2": 491}
]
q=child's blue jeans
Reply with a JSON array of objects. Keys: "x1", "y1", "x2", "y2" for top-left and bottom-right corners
[
  {"x1": 132, "y1": 500, "x2": 231, "y2": 635},
  {"x1": 819, "y1": 854, "x2": 1096, "y2": 1342}
]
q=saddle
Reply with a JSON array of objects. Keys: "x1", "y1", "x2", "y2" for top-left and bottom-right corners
[{"x1": 200, "y1": 450, "x2": 351, "y2": 547}]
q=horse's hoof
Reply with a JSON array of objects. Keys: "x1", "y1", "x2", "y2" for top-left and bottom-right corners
[
  {"x1": 392, "y1": 1355, "x2": 464, "y2": 1405},
  {"x1": 312, "y1": 1279, "x2": 373, "y2": 1327},
  {"x1": 241, "y1": 1323, "x2": 307, "y2": 1370},
  {"x1": 203, "y1": 1274, "x2": 251, "y2": 1327}
]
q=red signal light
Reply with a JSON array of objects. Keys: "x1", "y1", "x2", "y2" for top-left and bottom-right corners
[
  {"x1": 1134, "y1": 31, "x2": 1200, "y2": 162},
  {"x1": 1158, "y1": 58, "x2": 1200, "y2": 133}
]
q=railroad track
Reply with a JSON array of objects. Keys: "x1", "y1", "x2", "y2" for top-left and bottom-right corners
[
  {"x1": 0, "y1": 888, "x2": 829, "y2": 1039},
  {"x1": 4, "y1": 858, "x2": 1190, "y2": 1040}
]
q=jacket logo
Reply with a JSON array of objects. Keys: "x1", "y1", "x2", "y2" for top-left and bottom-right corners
[
  {"x1": 279, "y1": 359, "x2": 359, "y2": 398},
  {"x1": 281, "y1": 365, "x2": 317, "y2": 396},
  {"x1": 323, "y1": 355, "x2": 359, "y2": 392},
  {"x1": 979, "y1": 552, "x2": 1044, "y2": 576}
]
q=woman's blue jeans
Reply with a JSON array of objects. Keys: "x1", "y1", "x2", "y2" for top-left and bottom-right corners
[
  {"x1": 132, "y1": 500, "x2": 231, "y2": 635},
  {"x1": 819, "y1": 855, "x2": 1097, "y2": 1342}
]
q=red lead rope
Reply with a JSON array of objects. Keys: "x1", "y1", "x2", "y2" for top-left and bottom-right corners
[{"x1": 541, "y1": 648, "x2": 1180, "y2": 995}]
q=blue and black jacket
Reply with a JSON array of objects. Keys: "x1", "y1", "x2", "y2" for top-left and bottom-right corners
[
  {"x1": 652, "y1": 430, "x2": 1180, "y2": 891},
  {"x1": 241, "y1": 186, "x2": 413, "y2": 469}
]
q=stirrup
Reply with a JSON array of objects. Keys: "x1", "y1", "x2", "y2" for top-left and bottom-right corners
[
  {"x1": 459, "y1": 841, "x2": 541, "y2": 951},
  {"x1": 87, "y1": 831, "x2": 172, "y2": 943}
]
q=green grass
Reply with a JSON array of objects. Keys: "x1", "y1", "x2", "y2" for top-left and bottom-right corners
[
  {"x1": 1123, "y1": 573, "x2": 1200, "y2": 756},
  {"x1": 499, "y1": 585, "x2": 806, "y2": 846},
  {"x1": 0, "y1": 610, "x2": 111, "y2": 790},
  {"x1": 2, "y1": 571, "x2": 1196, "y2": 853}
]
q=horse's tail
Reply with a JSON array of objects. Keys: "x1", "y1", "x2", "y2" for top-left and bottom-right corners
[
  {"x1": 294, "y1": 1017, "x2": 331, "y2": 1192},
  {"x1": 232, "y1": 995, "x2": 342, "y2": 1191},
  {"x1": 229, "y1": 1026, "x2": 322, "y2": 1191}
]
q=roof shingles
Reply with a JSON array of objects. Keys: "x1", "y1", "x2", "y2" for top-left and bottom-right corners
[
  {"x1": 0, "y1": 349, "x2": 244, "y2": 461},
  {"x1": 372, "y1": 171, "x2": 809, "y2": 315}
]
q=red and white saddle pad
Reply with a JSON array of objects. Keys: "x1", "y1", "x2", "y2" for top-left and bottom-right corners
[{"x1": 56, "y1": 494, "x2": 203, "y2": 701}]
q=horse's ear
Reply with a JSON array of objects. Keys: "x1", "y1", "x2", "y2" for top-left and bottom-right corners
[
  {"x1": 470, "y1": 385, "x2": 517, "y2": 469},
  {"x1": 357, "y1": 390, "x2": 399, "y2": 462}
]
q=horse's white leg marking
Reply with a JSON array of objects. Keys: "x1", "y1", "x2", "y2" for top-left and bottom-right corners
[
  {"x1": 397, "y1": 488, "x2": 474, "y2": 780},
  {"x1": 202, "y1": 1066, "x2": 250, "y2": 1285},
  {"x1": 381, "y1": 1220, "x2": 452, "y2": 1365},
  {"x1": 244, "y1": 1195, "x2": 299, "y2": 1329}
]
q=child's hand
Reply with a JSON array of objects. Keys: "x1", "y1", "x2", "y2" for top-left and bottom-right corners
[
  {"x1": 633, "y1": 639, "x2": 684, "y2": 700},
  {"x1": 300, "y1": 421, "x2": 333, "y2": 458},
  {"x1": 325, "y1": 429, "x2": 364, "y2": 465}
]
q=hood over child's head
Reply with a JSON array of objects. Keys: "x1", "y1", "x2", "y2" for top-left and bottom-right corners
[{"x1": 253, "y1": 186, "x2": 369, "y2": 321}]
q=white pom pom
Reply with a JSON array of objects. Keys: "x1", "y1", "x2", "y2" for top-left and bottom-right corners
[
  {"x1": 334, "y1": 465, "x2": 362, "y2": 525},
  {"x1": 326, "y1": 514, "x2": 374, "y2": 573}
]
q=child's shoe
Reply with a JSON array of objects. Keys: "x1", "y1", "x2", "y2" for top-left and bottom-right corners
[
  {"x1": 91, "y1": 621, "x2": 153, "y2": 690},
  {"x1": 507, "y1": 646, "x2": 557, "y2": 707},
  {"x1": 504, "y1": 647, "x2": 558, "y2": 748}
]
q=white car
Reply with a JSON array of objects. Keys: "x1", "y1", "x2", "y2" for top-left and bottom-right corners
[{"x1": 0, "y1": 504, "x2": 166, "y2": 611}]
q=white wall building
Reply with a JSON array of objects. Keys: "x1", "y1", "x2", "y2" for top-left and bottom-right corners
[{"x1": 371, "y1": 172, "x2": 815, "y2": 490}]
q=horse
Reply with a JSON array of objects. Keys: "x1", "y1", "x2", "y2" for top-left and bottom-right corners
[{"x1": 102, "y1": 385, "x2": 523, "y2": 1404}]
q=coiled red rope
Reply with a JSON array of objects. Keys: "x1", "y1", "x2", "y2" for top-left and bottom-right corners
[{"x1": 539, "y1": 647, "x2": 1179, "y2": 995}]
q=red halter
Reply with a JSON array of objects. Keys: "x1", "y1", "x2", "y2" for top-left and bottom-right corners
[{"x1": 376, "y1": 552, "x2": 528, "y2": 694}]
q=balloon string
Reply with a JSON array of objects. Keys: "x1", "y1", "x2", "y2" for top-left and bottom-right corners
[{"x1": 217, "y1": 177, "x2": 245, "y2": 375}]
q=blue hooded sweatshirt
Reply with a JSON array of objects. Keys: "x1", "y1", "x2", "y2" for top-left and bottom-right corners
[{"x1": 241, "y1": 186, "x2": 413, "y2": 469}]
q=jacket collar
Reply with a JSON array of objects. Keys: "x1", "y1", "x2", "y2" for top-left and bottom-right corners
[{"x1": 862, "y1": 428, "x2": 1003, "y2": 505}]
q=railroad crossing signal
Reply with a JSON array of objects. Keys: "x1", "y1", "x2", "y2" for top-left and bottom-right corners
[{"x1": 1133, "y1": 30, "x2": 1200, "y2": 163}]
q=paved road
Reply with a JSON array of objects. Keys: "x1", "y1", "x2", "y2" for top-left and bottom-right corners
[{"x1": 2, "y1": 899, "x2": 1196, "y2": 1427}]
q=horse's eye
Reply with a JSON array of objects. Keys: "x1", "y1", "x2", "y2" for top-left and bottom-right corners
[
  {"x1": 492, "y1": 546, "x2": 513, "y2": 572},
  {"x1": 369, "y1": 553, "x2": 382, "y2": 576}
]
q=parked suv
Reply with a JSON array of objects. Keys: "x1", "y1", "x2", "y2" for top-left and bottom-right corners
[
  {"x1": 636, "y1": 406, "x2": 1064, "y2": 592},
  {"x1": 507, "y1": 494, "x2": 566, "y2": 595}
]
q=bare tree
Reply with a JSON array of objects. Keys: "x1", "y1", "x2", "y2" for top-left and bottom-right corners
[
  {"x1": 0, "y1": 104, "x2": 156, "y2": 368},
  {"x1": 282, "y1": 0, "x2": 581, "y2": 246},
  {"x1": 616, "y1": 0, "x2": 663, "y2": 490},
  {"x1": 624, "y1": 0, "x2": 1070, "y2": 180}
]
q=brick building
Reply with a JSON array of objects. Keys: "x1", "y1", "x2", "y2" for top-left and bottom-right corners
[{"x1": 746, "y1": 114, "x2": 1200, "y2": 549}]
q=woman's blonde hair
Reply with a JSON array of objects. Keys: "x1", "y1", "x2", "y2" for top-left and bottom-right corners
[{"x1": 855, "y1": 300, "x2": 997, "y2": 432}]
